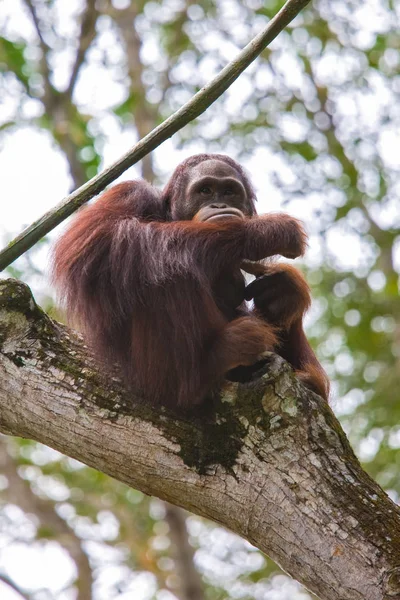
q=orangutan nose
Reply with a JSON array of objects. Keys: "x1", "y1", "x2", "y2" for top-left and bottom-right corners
[{"x1": 210, "y1": 203, "x2": 229, "y2": 209}]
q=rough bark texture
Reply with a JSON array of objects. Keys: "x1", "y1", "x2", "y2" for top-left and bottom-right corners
[{"x1": 1, "y1": 278, "x2": 400, "y2": 600}]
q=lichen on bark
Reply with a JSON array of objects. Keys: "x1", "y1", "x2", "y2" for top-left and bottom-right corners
[{"x1": 2, "y1": 278, "x2": 400, "y2": 600}]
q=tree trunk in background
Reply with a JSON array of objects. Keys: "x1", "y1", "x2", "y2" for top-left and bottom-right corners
[{"x1": 165, "y1": 505, "x2": 205, "y2": 600}]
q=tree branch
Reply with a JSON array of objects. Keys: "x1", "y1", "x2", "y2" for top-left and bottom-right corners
[
  {"x1": 111, "y1": 2, "x2": 158, "y2": 182},
  {"x1": 22, "y1": 0, "x2": 89, "y2": 187},
  {"x1": 0, "y1": 0, "x2": 311, "y2": 271},
  {"x1": 0, "y1": 573, "x2": 33, "y2": 600},
  {"x1": 164, "y1": 504, "x2": 205, "y2": 600},
  {"x1": 22, "y1": 0, "x2": 55, "y2": 109},
  {"x1": 1, "y1": 278, "x2": 400, "y2": 600},
  {"x1": 66, "y1": 0, "x2": 98, "y2": 100}
]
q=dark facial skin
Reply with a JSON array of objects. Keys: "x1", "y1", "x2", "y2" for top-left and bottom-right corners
[
  {"x1": 172, "y1": 159, "x2": 253, "y2": 314},
  {"x1": 174, "y1": 160, "x2": 253, "y2": 222}
]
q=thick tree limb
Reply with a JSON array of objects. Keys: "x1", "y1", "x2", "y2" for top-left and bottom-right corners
[
  {"x1": 0, "y1": 0, "x2": 311, "y2": 271},
  {"x1": 1, "y1": 278, "x2": 400, "y2": 600}
]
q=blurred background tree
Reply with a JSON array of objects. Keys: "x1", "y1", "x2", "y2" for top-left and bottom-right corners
[{"x1": 0, "y1": 0, "x2": 399, "y2": 598}]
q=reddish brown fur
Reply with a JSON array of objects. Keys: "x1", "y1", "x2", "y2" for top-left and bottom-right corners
[
  {"x1": 244, "y1": 263, "x2": 329, "y2": 399},
  {"x1": 52, "y1": 154, "x2": 329, "y2": 408}
]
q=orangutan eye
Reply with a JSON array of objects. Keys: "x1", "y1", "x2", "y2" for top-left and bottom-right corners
[
  {"x1": 200, "y1": 186, "x2": 212, "y2": 195},
  {"x1": 224, "y1": 187, "x2": 234, "y2": 196}
]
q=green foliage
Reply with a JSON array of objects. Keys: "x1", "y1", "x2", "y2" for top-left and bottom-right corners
[
  {"x1": 1, "y1": 0, "x2": 399, "y2": 598},
  {"x1": 256, "y1": 0, "x2": 286, "y2": 19},
  {"x1": 113, "y1": 93, "x2": 139, "y2": 121},
  {"x1": 0, "y1": 37, "x2": 30, "y2": 88}
]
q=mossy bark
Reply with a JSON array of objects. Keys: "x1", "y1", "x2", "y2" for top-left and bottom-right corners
[{"x1": 1, "y1": 278, "x2": 400, "y2": 600}]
